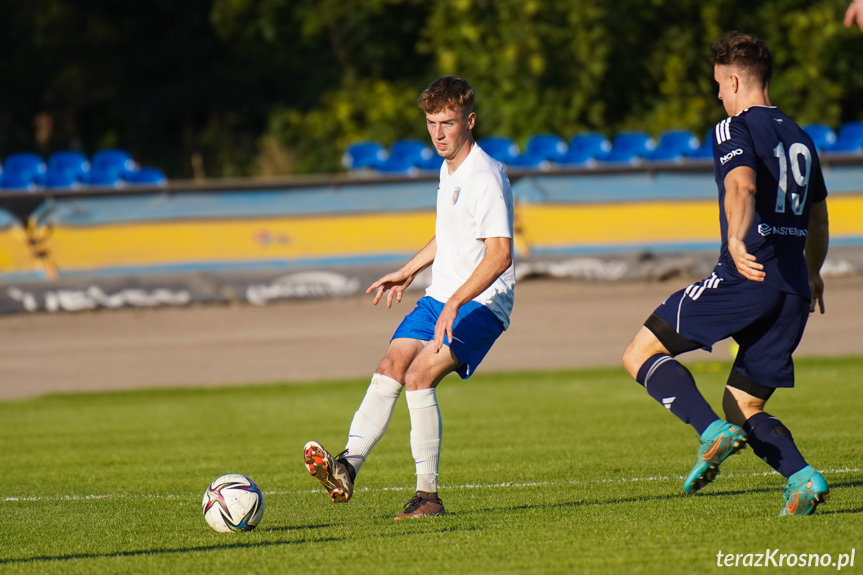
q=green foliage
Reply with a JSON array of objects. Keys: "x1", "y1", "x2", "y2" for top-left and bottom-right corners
[
  {"x1": 0, "y1": 357, "x2": 860, "y2": 573},
  {"x1": 0, "y1": 0, "x2": 860, "y2": 176}
]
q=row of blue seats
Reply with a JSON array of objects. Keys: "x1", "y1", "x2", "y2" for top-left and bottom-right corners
[
  {"x1": 0, "y1": 149, "x2": 168, "y2": 191},
  {"x1": 344, "y1": 122, "x2": 863, "y2": 174}
]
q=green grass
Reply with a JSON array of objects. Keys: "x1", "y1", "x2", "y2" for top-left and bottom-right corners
[{"x1": 0, "y1": 357, "x2": 861, "y2": 574}]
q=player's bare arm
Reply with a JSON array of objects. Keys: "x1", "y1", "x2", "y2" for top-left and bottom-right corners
[
  {"x1": 723, "y1": 165, "x2": 765, "y2": 282},
  {"x1": 432, "y1": 236, "x2": 512, "y2": 353},
  {"x1": 367, "y1": 237, "x2": 437, "y2": 308},
  {"x1": 805, "y1": 200, "x2": 830, "y2": 314}
]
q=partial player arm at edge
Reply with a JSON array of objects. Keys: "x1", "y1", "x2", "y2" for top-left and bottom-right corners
[
  {"x1": 432, "y1": 236, "x2": 512, "y2": 353},
  {"x1": 366, "y1": 237, "x2": 437, "y2": 308},
  {"x1": 805, "y1": 200, "x2": 829, "y2": 314},
  {"x1": 724, "y1": 166, "x2": 765, "y2": 281}
]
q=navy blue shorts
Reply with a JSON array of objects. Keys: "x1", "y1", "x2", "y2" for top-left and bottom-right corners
[
  {"x1": 392, "y1": 296, "x2": 505, "y2": 379},
  {"x1": 647, "y1": 270, "x2": 809, "y2": 389}
]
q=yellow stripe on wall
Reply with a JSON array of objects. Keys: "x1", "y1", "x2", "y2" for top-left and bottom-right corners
[
  {"x1": 518, "y1": 200, "x2": 719, "y2": 247},
  {"x1": 43, "y1": 212, "x2": 435, "y2": 270},
  {"x1": 0, "y1": 227, "x2": 43, "y2": 274}
]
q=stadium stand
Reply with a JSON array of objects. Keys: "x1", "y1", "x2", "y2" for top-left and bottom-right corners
[
  {"x1": 3, "y1": 153, "x2": 47, "y2": 187},
  {"x1": 554, "y1": 133, "x2": 611, "y2": 167},
  {"x1": 823, "y1": 121, "x2": 863, "y2": 155},
  {"x1": 803, "y1": 124, "x2": 838, "y2": 151},
  {"x1": 643, "y1": 130, "x2": 700, "y2": 163},
  {"x1": 478, "y1": 136, "x2": 520, "y2": 164},
  {"x1": 342, "y1": 141, "x2": 387, "y2": 170},
  {"x1": 48, "y1": 150, "x2": 90, "y2": 181},
  {"x1": 595, "y1": 131, "x2": 656, "y2": 165}
]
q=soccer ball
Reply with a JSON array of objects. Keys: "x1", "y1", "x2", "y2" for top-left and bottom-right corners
[{"x1": 202, "y1": 474, "x2": 265, "y2": 532}]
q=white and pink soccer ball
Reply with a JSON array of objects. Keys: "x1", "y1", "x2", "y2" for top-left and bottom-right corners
[{"x1": 202, "y1": 474, "x2": 265, "y2": 532}]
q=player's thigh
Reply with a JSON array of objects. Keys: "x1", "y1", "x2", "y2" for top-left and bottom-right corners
[
  {"x1": 650, "y1": 273, "x2": 782, "y2": 353},
  {"x1": 377, "y1": 338, "x2": 425, "y2": 382},
  {"x1": 403, "y1": 342, "x2": 460, "y2": 390},
  {"x1": 732, "y1": 292, "x2": 809, "y2": 389}
]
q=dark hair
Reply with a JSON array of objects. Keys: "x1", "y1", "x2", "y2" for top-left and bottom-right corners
[
  {"x1": 710, "y1": 32, "x2": 773, "y2": 89},
  {"x1": 417, "y1": 76, "x2": 475, "y2": 115}
]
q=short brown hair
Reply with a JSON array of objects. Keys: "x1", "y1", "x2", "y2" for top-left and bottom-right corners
[
  {"x1": 417, "y1": 76, "x2": 475, "y2": 115},
  {"x1": 710, "y1": 32, "x2": 773, "y2": 89}
]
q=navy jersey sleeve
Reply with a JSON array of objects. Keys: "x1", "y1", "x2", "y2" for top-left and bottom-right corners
[{"x1": 713, "y1": 116, "x2": 756, "y2": 180}]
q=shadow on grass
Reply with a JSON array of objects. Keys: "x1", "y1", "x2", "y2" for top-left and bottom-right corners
[{"x1": 0, "y1": 535, "x2": 342, "y2": 566}]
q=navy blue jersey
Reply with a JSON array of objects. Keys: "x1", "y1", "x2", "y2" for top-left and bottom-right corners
[{"x1": 712, "y1": 106, "x2": 828, "y2": 297}]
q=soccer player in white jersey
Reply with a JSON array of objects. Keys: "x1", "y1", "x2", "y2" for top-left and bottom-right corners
[{"x1": 304, "y1": 76, "x2": 516, "y2": 519}]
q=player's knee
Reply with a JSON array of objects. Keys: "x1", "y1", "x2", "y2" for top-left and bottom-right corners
[
  {"x1": 375, "y1": 358, "x2": 405, "y2": 383},
  {"x1": 404, "y1": 369, "x2": 434, "y2": 391}
]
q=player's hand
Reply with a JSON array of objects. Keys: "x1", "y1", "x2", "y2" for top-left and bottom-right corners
[
  {"x1": 728, "y1": 238, "x2": 765, "y2": 282},
  {"x1": 366, "y1": 271, "x2": 414, "y2": 308},
  {"x1": 845, "y1": 0, "x2": 863, "y2": 31},
  {"x1": 809, "y1": 273, "x2": 826, "y2": 314},
  {"x1": 433, "y1": 301, "x2": 459, "y2": 354}
]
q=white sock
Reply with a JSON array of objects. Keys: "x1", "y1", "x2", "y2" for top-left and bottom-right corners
[
  {"x1": 406, "y1": 388, "x2": 441, "y2": 493},
  {"x1": 343, "y1": 373, "x2": 403, "y2": 474}
]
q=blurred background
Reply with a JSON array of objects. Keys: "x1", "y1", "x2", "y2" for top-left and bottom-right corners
[{"x1": 1, "y1": 0, "x2": 861, "y2": 179}]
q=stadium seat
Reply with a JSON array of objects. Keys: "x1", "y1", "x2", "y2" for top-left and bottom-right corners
[
  {"x1": 478, "y1": 136, "x2": 519, "y2": 164},
  {"x1": 85, "y1": 167, "x2": 124, "y2": 188},
  {"x1": 374, "y1": 156, "x2": 419, "y2": 176},
  {"x1": 506, "y1": 152, "x2": 551, "y2": 171},
  {"x1": 43, "y1": 169, "x2": 80, "y2": 190},
  {"x1": 388, "y1": 139, "x2": 433, "y2": 165},
  {"x1": 644, "y1": 130, "x2": 700, "y2": 163},
  {"x1": 595, "y1": 131, "x2": 656, "y2": 165},
  {"x1": 92, "y1": 149, "x2": 139, "y2": 179},
  {"x1": 0, "y1": 170, "x2": 38, "y2": 191},
  {"x1": 685, "y1": 130, "x2": 715, "y2": 160},
  {"x1": 415, "y1": 154, "x2": 444, "y2": 172},
  {"x1": 522, "y1": 134, "x2": 567, "y2": 162},
  {"x1": 822, "y1": 121, "x2": 863, "y2": 155},
  {"x1": 48, "y1": 150, "x2": 90, "y2": 181},
  {"x1": 3, "y1": 152, "x2": 47, "y2": 184},
  {"x1": 127, "y1": 167, "x2": 167, "y2": 186},
  {"x1": 803, "y1": 124, "x2": 838, "y2": 151},
  {"x1": 342, "y1": 141, "x2": 387, "y2": 170},
  {"x1": 554, "y1": 133, "x2": 611, "y2": 167}
]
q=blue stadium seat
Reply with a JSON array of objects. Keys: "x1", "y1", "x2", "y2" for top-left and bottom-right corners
[
  {"x1": 803, "y1": 124, "x2": 837, "y2": 151},
  {"x1": 342, "y1": 141, "x2": 387, "y2": 170},
  {"x1": 388, "y1": 139, "x2": 433, "y2": 165},
  {"x1": 4, "y1": 152, "x2": 47, "y2": 185},
  {"x1": 685, "y1": 130, "x2": 715, "y2": 160},
  {"x1": 554, "y1": 133, "x2": 611, "y2": 167},
  {"x1": 506, "y1": 152, "x2": 550, "y2": 171},
  {"x1": 822, "y1": 121, "x2": 863, "y2": 155},
  {"x1": 92, "y1": 149, "x2": 139, "y2": 178},
  {"x1": 644, "y1": 130, "x2": 699, "y2": 163},
  {"x1": 374, "y1": 139, "x2": 432, "y2": 174},
  {"x1": 374, "y1": 156, "x2": 419, "y2": 176},
  {"x1": 0, "y1": 170, "x2": 38, "y2": 191},
  {"x1": 43, "y1": 169, "x2": 80, "y2": 190},
  {"x1": 595, "y1": 131, "x2": 656, "y2": 165},
  {"x1": 85, "y1": 167, "x2": 124, "y2": 188},
  {"x1": 478, "y1": 137, "x2": 519, "y2": 164},
  {"x1": 127, "y1": 167, "x2": 167, "y2": 186},
  {"x1": 48, "y1": 150, "x2": 90, "y2": 181},
  {"x1": 415, "y1": 154, "x2": 444, "y2": 172},
  {"x1": 523, "y1": 134, "x2": 567, "y2": 162}
]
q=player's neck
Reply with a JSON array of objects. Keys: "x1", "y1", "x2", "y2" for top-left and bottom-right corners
[
  {"x1": 445, "y1": 140, "x2": 475, "y2": 175},
  {"x1": 731, "y1": 90, "x2": 771, "y2": 116}
]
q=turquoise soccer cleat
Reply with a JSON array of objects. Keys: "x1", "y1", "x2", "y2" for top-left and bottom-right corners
[
  {"x1": 683, "y1": 420, "x2": 748, "y2": 494},
  {"x1": 779, "y1": 466, "x2": 829, "y2": 516}
]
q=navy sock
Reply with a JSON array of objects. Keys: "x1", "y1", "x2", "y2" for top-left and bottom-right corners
[
  {"x1": 636, "y1": 354, "x2": 719, "y2": 436},
  {"x1": 743, "y1": 412, "x2": 808, "y2": 478}
]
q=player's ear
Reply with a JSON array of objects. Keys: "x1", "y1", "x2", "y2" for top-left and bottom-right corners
[
  {"x1": 466, "y1": 112, "x2": 476, "y2": 130},
  {"x1": 730, "y1": 74, "x2": 740, "y2": 93}
]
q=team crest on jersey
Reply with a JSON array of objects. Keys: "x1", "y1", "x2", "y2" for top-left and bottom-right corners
[{"x1": 452, "y1": 186, "x2": 461, "y2": 205}]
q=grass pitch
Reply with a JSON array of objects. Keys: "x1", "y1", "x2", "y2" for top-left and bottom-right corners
[{"x1": 0, "y1": 357, "x2": 860, "y2": 574}]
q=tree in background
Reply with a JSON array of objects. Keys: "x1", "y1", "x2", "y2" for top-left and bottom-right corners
[{"x1": 0, "y1": 0, "x2": 860, "y2": 178}]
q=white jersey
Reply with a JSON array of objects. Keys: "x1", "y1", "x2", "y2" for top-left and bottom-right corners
[{"x1": 425, "y1": 143, "x2": 516, "y2": 328}]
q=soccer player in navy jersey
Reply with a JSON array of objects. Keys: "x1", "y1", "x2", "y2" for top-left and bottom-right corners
[{"x1": 622, "y1": 32, "x2": 831, "y2": 516}]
